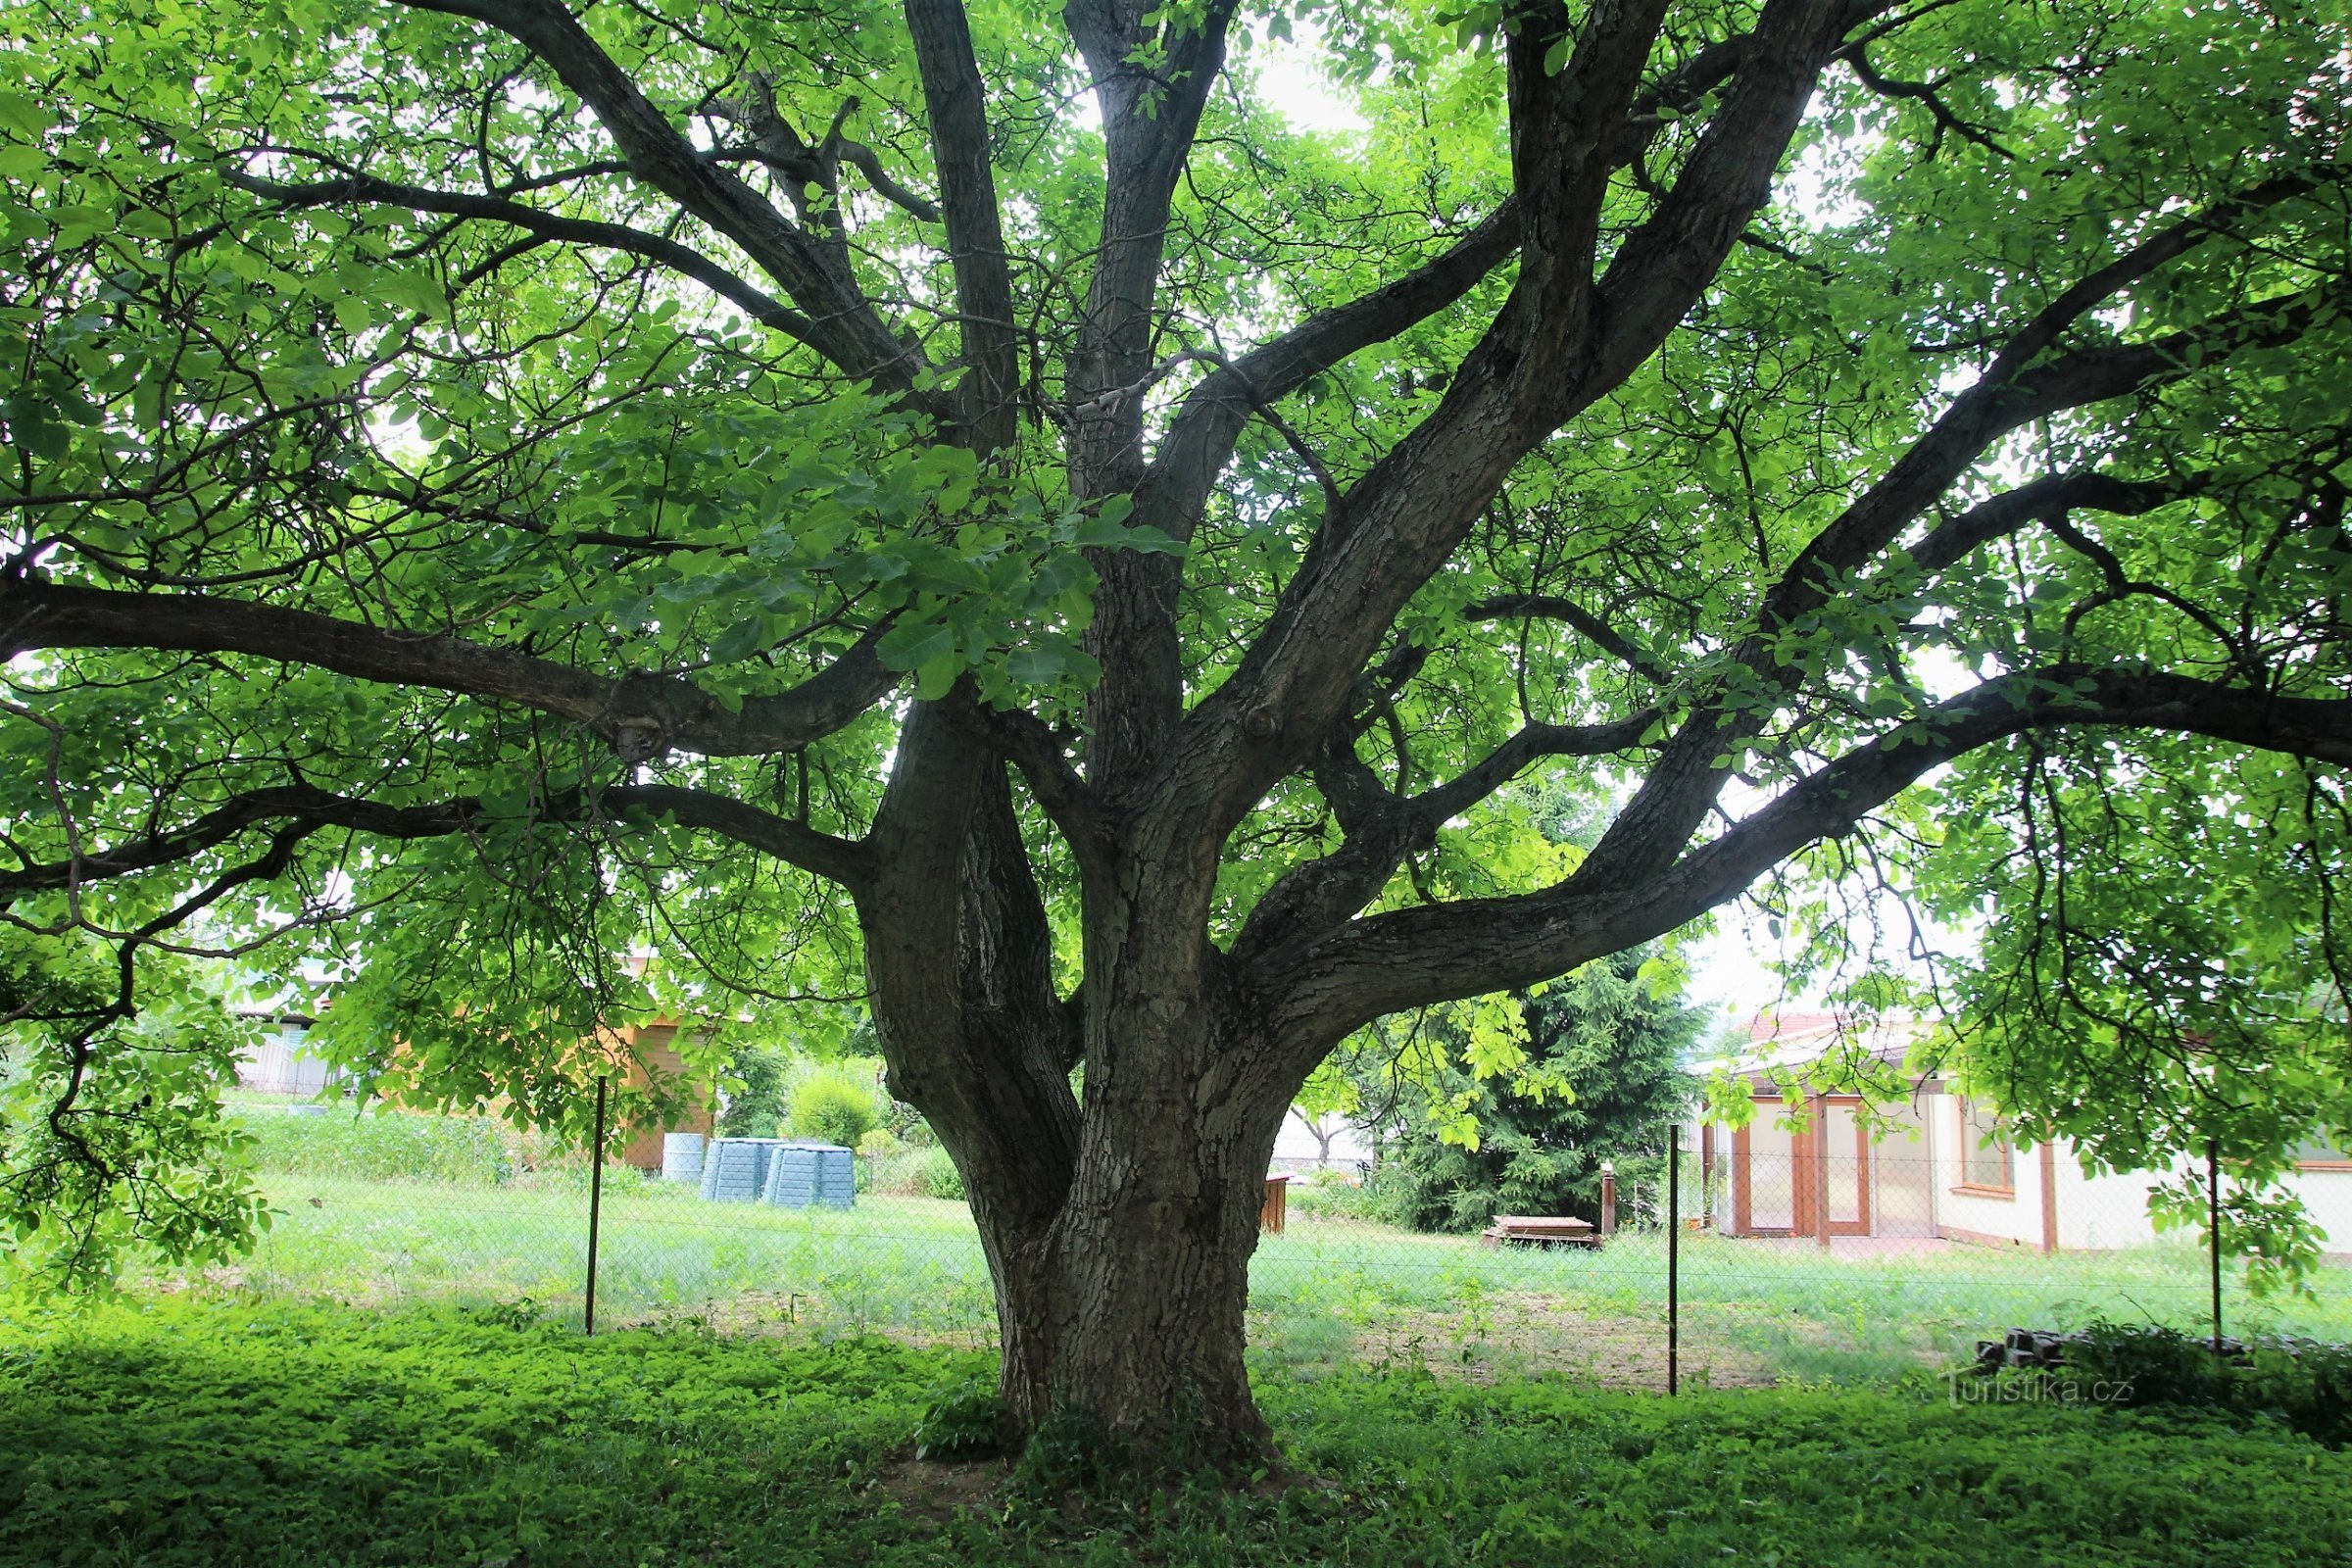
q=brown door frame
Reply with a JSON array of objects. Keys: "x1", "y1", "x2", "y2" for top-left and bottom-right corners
[{"x1": 1794, "y1": 1096, "x2": 1874, "y2": 1237}]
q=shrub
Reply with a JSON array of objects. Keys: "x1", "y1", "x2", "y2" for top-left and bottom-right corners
[
  {"x1": 864, "y1": 1146, "x2": 934, "y2": 1196},
  {"x1": 918, "y1": 1146, "x2": 965, "y2": 1201},
  {"x1": 2046, "y1": 1320, "x2": 2352, "y2": 1445},
  {"x1": 912, "y1": 1375, "x2": 1004, "y2": 1459},
  {"x1": 715, "y1": 1043, "x2": 791, "y2": 1137},
  {"x1": 235, "y1": 1107, "x2": 514, "y2": 1185},
  {"x1": 789, "y1": 1069, "x2": 881, "y2": 1149},
  {"x1": 1285, "y1": 1164, "x2": 1409, "y2": 1224}
]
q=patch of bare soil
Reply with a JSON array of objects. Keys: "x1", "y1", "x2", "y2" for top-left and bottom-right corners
[
  {"x1": 864, "y1": 1453, "x2": 1009, "y2": 1530},
  {"x1": 1329, "y1": 1293, "x2": 1777, "y2": 1389}
]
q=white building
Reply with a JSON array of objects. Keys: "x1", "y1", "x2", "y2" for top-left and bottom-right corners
[{"x1": 1697, "y1": 1013, "x2": 2352, "y2": 1259}]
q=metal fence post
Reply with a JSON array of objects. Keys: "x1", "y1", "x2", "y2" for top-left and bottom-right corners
[
  {"x1": 1667, "y1": 1125, "x2": 1681, "y2": 1396},
  {"x1": 586, "y1": 1074, "x2": 609, "y2": 1336},
  {"x1": 2207, "y1": 1136, "x2": 2223, "y2": 1359}
]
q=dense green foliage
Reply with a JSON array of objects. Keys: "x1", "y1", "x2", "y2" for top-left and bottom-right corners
[
  {"x1": 790, "y1": 1068, "x2": 883, "y2": 1150},
  {"x1": 4, "y1": 1297, "x2": 2351, "y2": 1566},
  {"x1": 2053, "y1": 1320, "x2": 2352, "y2": 1446},
  {"x1": 0, "y1": 935, "x2": 266, "y2": 1287},
  {"x1": 713, "y1": 1043, "x2": 793, "y2": 1139},
  {"x1": 1371, "y1": 944, "x2": 1704, "y2": 1233},
  {"x1": 1907, "y1": 748, "x2": 2352, "y2": 1286},
  {"x1": 4, "y1": 0, "x2": 2352, "y2": 1450},
  {"x1": 234, "y1": 1106, "x2": 517, "y2": 1186},
  {"x1": 919, "y1": 1145, "x2": 967, "y2": 1202}
]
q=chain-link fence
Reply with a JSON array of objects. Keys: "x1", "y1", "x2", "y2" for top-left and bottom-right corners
[{"x1": 188, "y1": 1098, "x2": 2352, "y2": 1392}]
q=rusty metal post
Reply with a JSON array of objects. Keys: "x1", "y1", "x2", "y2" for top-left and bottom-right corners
[
  {"x1": 2208, "y1": 1137, "x2": 2224, "y2": 1360},
  {"x1": 1667, "y1": 1127, "x2": 1681, "y2": 1396}
]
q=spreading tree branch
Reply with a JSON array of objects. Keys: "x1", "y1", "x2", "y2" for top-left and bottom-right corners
[
  {"x1": 1265, "y1": 664, "x2": 2352, "y2": 1046},
  {"x1": 0, "y1": 579, "x2": 898, "y2": 760},
  {"x1": 0, "y1": 779, "x2": 871, "y2": 899},
  {"x1": 396, "y1": 0, "x2": 940, "y2": 408}
]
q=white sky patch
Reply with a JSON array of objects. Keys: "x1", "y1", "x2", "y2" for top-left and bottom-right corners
[{"x1": 1250, "y1": 21, "x2": 1370, "y2": 137}]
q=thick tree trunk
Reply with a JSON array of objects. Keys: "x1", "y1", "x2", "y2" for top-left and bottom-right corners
[
  {"x1": 993, "y1": 1048, "x2": 1284, "y2": 1466},
  {"x1": 900, "y1": 961, "x2": 1291, "y2": 1469},
  {"x1": 861, "y1": 727, "x2": 1295, "y2": 1468}
]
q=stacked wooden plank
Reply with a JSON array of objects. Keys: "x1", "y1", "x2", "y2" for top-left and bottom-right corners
[{"x1": 1480, "y1": 1214, "x2": 1600, "y2": 1249}]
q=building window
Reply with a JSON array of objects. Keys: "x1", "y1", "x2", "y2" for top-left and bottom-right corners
[{"x1": 1958, "y1": 1101, "x2": 2014, "y2": 1192}]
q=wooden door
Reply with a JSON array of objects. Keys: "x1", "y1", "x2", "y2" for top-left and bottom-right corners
[{"x1": 1792, "y1": 1097, "x2": 1873, "y2": 1237}]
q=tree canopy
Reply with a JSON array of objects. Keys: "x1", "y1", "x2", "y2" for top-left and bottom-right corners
[{"x1": 3, "y1": 0, "x2": 2351, "y2": 1463}]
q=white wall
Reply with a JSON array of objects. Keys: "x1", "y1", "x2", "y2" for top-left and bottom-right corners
[
  {"x1": 2292, "y1": 1167, "x2": 2352, "y2": 1258},
  {"x1": 1932, "y1": 1092, "x2": 2044, "y2": 1249},
  {"x1": 2052, "y1": 1159, "x2": 2166, "y2": 1250},
  {"x1": 238, "y1": 1021, "x2": 336, "y2": 1096}
]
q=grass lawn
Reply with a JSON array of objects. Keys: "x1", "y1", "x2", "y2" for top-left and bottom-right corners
[
  {"x1": 159, "y1": 1170, "x2": 2352, "y2": 1390},
  {"x1": 1, "y1": 1295, "x2": 2347, "y2": 1568}
]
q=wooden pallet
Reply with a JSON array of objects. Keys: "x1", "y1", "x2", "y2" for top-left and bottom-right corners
[{"x1": 1480, "y1": 1214, "x2": 1600, "y2": 1249}]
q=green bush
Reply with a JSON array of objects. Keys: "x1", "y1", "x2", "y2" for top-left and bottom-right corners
[
  {"x1": 2059, "y1": 1320, "x2": 2352, "y2": 1445},
  {"x1": 918, "y1": 1145, "x2": 965, "y2": 1201},
  {"x1": 788, "y1": 1068, "x2": 880, "y2": 1149},
  {"x1": 234, "y1": 1107, "x2": 514, "y2": 1185},
  {"x1": 714, "y1": 1042, "x2": 790, "y2": 1137},
  {"x1": 1285, "y1": 1167, "x2": 1395, "y2": 1223},
  {"x1": 863, "y1": 1146, "x2": 934, "y2": 1196},
  {"x1": 912, "y1": 1375, "x2": 1004, "y2": 1460}
]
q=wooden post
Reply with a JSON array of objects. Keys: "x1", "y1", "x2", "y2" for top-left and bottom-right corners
[
  {"x1": 1259, "y1": 1173, "x2": 1290, "y2": 1235},
  {"x1": 1813, "y1": 1094, "x2": 1833, "y2": 1251},
  {"x1": 2208, "y1": 1137, "x2": 2224, "y2": 1360},
  {"x1": 1667, "y1": 1127, "x2": 1681, "y2": 1396},
  {"x1": 1599, "y1": 1161, "x2": 1617, "y2": 1238},
  {"x1": 585, "y1": 1075, "x2": 608, "y2": 1336}
]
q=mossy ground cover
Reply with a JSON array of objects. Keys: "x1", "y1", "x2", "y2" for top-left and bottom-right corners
[{"x1": 3, "y1": 1295, "x2": 2348, "y2": 1568}]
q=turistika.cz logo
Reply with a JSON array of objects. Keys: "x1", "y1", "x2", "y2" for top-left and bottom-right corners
[{"x1": 1944, "y1": 1371, "x2": 2135, "y2": 1406}]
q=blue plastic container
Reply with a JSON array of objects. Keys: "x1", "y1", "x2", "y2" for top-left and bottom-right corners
[
  {"x1": 700, "y1": 1137, "x2": 782, "y2": 1202},
  {"x1": 762, "y1": 1142, "x2": 856, "y2": 1209}
]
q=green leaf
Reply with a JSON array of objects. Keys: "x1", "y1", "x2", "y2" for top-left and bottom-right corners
[{"x1": 876, "y1": 618, "x2": 956, "y2": 671}]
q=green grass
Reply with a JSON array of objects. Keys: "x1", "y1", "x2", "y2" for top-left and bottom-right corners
[
  {"x1": 2, "y1": 1295, "x2": 2348, "y2": 1567},
  {"x1": 144, "y1": 1170, "x2": 2352, "y2": 1390}
]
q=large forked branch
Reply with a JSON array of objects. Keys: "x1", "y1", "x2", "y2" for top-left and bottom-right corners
[
  {"x1": 1159, "y1": 0, "x2": 1849, "y2": 840},
  {"x1": 904, "y1": 0, "x2": 1019, "y2": 454},
  {"x1": 1266, "y1": 665, "x2": 2352, "y2": 1044},
  {"x1": 1232, "y1": 710, "x2": 1659, "y2": 963},
  {"x1": 0, "y1": 780, "x2": 870, "y2": 901},
  {"x1": 1139, "y1": 0, "x2": 1905, "y2": 537},
  {"x1": 1585, "y1": 248, "x2": 2352, "y2": 891},
  {"x1": 1088, "y1": 202, "x2": 1523, "y2": 790},
  {"x1": 0, "y1": 579, "x2": 898, "y2": 760},
  {"x1": 1237, "y1": 461, "x2": 2205, "y2": 966},
  {"x1": 1132, "y1": 202, "x2": 1524, "y2": 550},
  {"x1": 1087, "y1": 2, "x2": 1896, "y2": 796},
  {"x1": 398, "y1": 0, "x2": 938, "y2": 409},
  {"x1": 1061, "y1": 0, "x2": 1244, "y2": 460}
]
